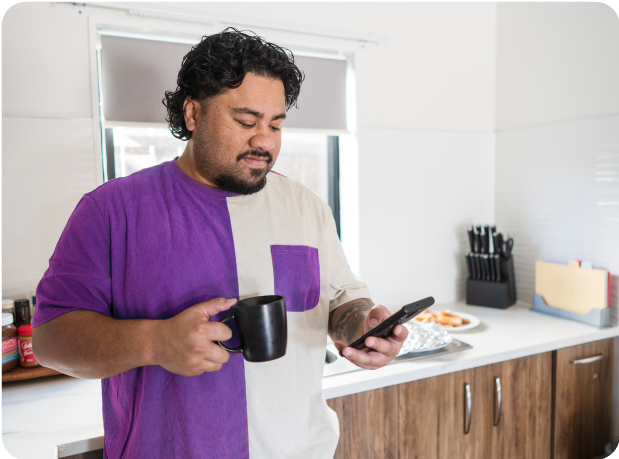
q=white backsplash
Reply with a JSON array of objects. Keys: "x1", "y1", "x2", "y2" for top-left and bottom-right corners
[
  {"x1": 495, "y1": 115, "x2": 619, "y2": 322},
  {"x1": 356, "y1": 128, "x2": 495, "y2": 308}
]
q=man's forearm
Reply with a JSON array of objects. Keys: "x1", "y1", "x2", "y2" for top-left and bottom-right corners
[
  {"x1": 328, "y1": 298, "x2": 374, "y2": 345},
  {"x1": 33, "y1": 310, "x2": 158, "y2": 379}
]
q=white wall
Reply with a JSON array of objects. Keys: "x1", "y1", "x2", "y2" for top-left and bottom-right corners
[
  {"x1": 2, "y1": 3, "x2": 92, "y2": 118},
  {"x1": 358, "y1": 129, "x2": 494, "y2": 307},
  {"x1": 2, "y1": 117, "x2": 99, "y2": 300},
  {"x1": 496, "y1": 2, "x2": 619, "y2": 131},
  {"x1": 494, "y1": 2, "x2": 619, "y2": 437}
]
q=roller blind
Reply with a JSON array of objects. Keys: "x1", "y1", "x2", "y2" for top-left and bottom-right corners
[{"x1": 100, "y1": 35, "x2": 348, "y2": 130}]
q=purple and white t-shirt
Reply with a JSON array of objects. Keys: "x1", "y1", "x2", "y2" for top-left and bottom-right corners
[{"x1": 34, "y1": 159, "x2": 370, "y2": 459}]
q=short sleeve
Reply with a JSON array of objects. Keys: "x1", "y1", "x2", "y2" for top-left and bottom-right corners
[
  {"x1": 325, "y1": 211, "x2": 371, "y2": 311},
  {"x1": 33, "y1": 194, "x2": 113, "y2": 326}
]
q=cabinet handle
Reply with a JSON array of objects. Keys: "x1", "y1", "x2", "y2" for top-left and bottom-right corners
[
  {"x1": 464, "y1": 383, "x2": 472, "y2": 435},
  {"x1": 570, "y1": 353, "x2": 604, "y2": 365},
  {"x1": 493, "y1": 377, "x2": 502, "y2": 426}
]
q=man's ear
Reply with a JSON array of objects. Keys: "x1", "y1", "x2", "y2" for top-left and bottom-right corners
[{"x1": 183, "y1": 98, "x2": 200, "y2": 132}]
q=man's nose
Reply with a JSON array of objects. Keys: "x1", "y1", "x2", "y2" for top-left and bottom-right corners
[{"x1": 249, "y1": 128, "x2": 276, "y2": 152}]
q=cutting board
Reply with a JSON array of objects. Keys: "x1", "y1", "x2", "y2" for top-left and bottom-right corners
[
  {"x1": 2, "y1": 365, "x2": 63, "y2": 383},
  {"x1": 535, "y1": 260, "x2": 607, "y2": 314}
]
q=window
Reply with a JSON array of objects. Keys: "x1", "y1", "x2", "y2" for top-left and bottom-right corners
[{"x1": 98, "y1": 33, "x2": 348, "y2": 237}]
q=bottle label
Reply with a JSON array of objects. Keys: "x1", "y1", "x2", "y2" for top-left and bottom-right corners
[
  {"x1": 19, "y1": 340, "x2": 37, "y2": 364},
  {"x1": 2, "y1": 337, "x2": 17, "y2": 353},
  {"x1": 2, "y1": 351, "x2": 18, "y2": 364}
]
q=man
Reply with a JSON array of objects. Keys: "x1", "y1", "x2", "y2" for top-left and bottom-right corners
[{"x1": 32, "y1": 28, "x2": 408, "y2": 458}]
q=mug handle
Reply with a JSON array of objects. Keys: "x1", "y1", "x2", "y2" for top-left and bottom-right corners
[{"x1": 216, "y1": 315, "x2": 243, "y2": 353}]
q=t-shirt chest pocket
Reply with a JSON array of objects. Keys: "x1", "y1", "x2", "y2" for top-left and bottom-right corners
[{"x1": 270, "y1": 245, "x2": 320, "y2": 312}]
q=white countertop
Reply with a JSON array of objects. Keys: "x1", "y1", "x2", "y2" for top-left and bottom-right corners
[
  {"x1": 2, "y1": 375, "x2": 103, "y2": 459},
  {"x1": 2, "y1": 301, "x2": 618, "y2": 458}
]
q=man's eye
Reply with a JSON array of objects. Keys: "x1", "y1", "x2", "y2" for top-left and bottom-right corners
[
  {"x1": 238, "y1": 121, "x2": 254, "y2": 128},
  {"x1": 270, "y1": 126, "x2": 281, "y2": 132}
]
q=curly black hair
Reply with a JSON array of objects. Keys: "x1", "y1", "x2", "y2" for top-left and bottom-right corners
[{"x1": 163, "y1": 28, "x2": 304, "y2": 140}]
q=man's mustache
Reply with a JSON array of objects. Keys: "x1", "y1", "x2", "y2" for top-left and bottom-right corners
[{"x1": 237, "y1": 150, "x2": 272, "y2": 163}]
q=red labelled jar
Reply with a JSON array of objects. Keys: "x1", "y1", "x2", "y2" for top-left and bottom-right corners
[{"x1": 18, "y1": 324, "x2": 39, "y2": 368}]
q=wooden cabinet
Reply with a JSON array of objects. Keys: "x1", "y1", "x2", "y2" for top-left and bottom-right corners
[
  {"x1": 327, "y1": 386, "x2": 396, "y2": 459},
  {"x1": 397, "y1": 368, "x2": 480, "y2": 459},
  {"x1": 395, "y1": 353, "x2": 550, "y2": 459},
  {"x1": 479, "y1": 352, "x2": 552, "y2": 459},
  {"x1": 64, "y1": 451, "x2": 102, "y2": 459},
  {"x1": 553, "y1": 338, "x2": 614, "y2": 459},
  {"x1": 329, "y1": 339, "x2": 614, "y2": 459}
]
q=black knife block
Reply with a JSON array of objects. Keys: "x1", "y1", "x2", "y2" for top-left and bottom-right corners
[{"x1": 466, "y1": 255, "x2": 517, "y2": 309}]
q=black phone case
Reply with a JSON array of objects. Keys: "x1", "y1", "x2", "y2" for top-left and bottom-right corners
[{"x1": 339, "y1": 296, "x2": 435, "y2": 356}]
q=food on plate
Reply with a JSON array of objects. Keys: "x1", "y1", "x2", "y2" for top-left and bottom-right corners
[{"x1": 414, "y1": 310, "x2": 471, "y2": 328}]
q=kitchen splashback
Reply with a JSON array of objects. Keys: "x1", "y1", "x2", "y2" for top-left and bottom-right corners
[{"x1": 495, "y1": 114, "x2": 619, "y2": 324}]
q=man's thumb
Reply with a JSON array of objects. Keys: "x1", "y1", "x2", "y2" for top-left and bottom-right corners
[{"x1": 196, "y1": 297, "x2": 237, "y2": 319}]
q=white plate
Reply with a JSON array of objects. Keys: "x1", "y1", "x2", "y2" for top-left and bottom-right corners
[{"x1": 413, "y1": 311, "x2": 481, "y2": 332}]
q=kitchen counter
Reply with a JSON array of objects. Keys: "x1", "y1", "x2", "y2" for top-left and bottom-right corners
[
  {"x1": 3, "y1": 301, "x2": 618, "y2": 458},
  {"x1": 2, "y1": 375, "x2": 103, "y2": 458}
]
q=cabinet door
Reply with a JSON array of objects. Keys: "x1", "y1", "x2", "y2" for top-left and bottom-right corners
[
  {"x1": 479, "y1": 353, "x2": 552, "y2": 459},
  {"x1": 554, "y1": 338, "x2": 614, "y2": 459},
  {"x1": 437, "y1": 368, "x2": 481, "y2": 459},
  {"x1": 397, "y1": 373, "x2": 443, "y2": 459},
  {"x1": 327, "y1": 385, "x2": 396, "y2": 459},
  {"x1": 397, "y1": 369, "x2": 480, "y2": 459}
]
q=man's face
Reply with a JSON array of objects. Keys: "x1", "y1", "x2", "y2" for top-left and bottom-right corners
[{"x1": 187, "y1": 72, "x2": 286, "y2": 194}]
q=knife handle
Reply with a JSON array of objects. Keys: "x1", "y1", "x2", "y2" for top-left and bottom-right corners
[
  {"x1": 494, "y1": 254, "x2": 502, "y2": 282},
  {"x1": 467, "y1": 227, "x2": 475, "y2": 253},
  {"x1": 486, "y1": 254, "x2": 495, "y2": 282},
  {"x1": 479, "y1": 254, "x2": 487, "y2": 280},
  {"x1": 465, "y1": 254, "x2": 473, "y2": 279},
  {"x1": 502, "y1": 238, "x2": 514, "y2": 259},
  {"x1": 493, "y1": 233, "x2": 504, "y2": 255},
  {"x1": 472, "y1": 254, "x2": 480, "y2": 280},
  {"x1": 479, "y1": 233, "x2": 488, "y2": 253}
]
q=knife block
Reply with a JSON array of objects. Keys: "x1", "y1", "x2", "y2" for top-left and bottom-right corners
[{"x1": 466, "y1": 255, "x2": 517, "y2": 309}]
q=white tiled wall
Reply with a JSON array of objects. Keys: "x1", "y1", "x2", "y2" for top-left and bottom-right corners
[
  {"x1": 495, "y1": 115, "x2": 619, "y2": 319},
  {"x1": 2, "y1": 117, "x2": 99, "y2": 299},
  {"x1": 357, "y1": 128, "x2": 495, "y2": 308}
]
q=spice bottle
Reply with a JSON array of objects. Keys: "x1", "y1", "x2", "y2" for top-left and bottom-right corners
[
  {"x1": 2, "y1": 300, "x2": 15, "y2": 323},
  {"x1": 2, "y1": 313, "x2": 19, "y2": 373},
  {"x1": 14, "y1": 299, "x2": 31, "y2": 327},
  {"x1": 18, "y1": 324, "x2": 39, "y2": 368}
]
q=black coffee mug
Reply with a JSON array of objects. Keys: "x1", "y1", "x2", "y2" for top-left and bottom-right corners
[{"x1": 216, "y1": 295, "x2": 287, "y2": 362}]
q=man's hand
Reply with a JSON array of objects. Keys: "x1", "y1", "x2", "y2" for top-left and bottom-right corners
[
  {"x1": 331, "y1": 304, "x2": 409, "y2": 371},
  {"x1": 152, "y1": 297, "x2": 237, "y2": 377}
]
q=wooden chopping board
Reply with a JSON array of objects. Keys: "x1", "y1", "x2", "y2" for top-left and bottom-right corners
[{"x1": 2, "y1": 365, "x2": 63, "y2": 383}]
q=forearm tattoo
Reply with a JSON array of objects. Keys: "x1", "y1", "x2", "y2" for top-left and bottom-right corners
[{"x1": 329, "y1": 298, "x2": 374, "y2": 345}]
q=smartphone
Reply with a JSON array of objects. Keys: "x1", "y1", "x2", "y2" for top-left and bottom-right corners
[{"x1": 339, "y1": 296, "x2": 435, "y2": 357}]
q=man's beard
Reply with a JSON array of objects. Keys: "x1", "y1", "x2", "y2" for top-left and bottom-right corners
[{"x1": 194, "y1": 145, "x2": 273, "y2": 195}]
